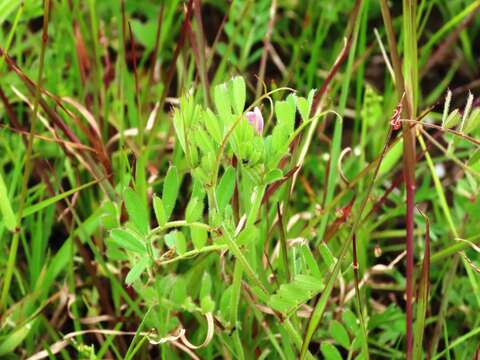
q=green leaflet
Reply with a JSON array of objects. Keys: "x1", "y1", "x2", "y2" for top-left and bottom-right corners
[
  {"x1": 109, "y1": 228, "x2": 146, "y2": 254},
  {"x1": 124, "y1": 187, "x2": 149, "y2": 235},
  {"x1": 203, "y1": 108, "x2": 223, "y2": 144},
  {"x1": 320, "y1": 343, "x2": 343, "y2": 360},
  {"x1": 193, "y1": 126, "x2": 216, "y2": 156},
  {"x1": 300, "y1": 244, "x2": 322, "y2": 278},
  {"x1": 200, "y1": 272, "x2": 215, "y2": 313},
  {"x1": 444, "y1": 109, "x2": 461, "y2": 129},
  {"x1": 275, "y1": 95, "x2": 296, "y2": 130},
  {"x1": 153, "y1": 195, "x2": 166, "y2": 227},
  {"x1": 214, "y1": 82, "x2": 232, "y2": 119},
  {"x1": 191, "y1": 227, "x2": 208, "y2": 249},
  {"x1": 125, "y1": 256, "x2": 150, "y2": 285},
  {"x1": 264, "y1": 168, "x2": 283, "y2": 185},
  {"x1": 165, "y1": 230, "x2": 186, "y2": 255},
  {"x1": 464, "y1": 108, "x2": 480, "y2": 134},
  {"x1": 266, "y1": 94, "x2": 297, "y2": 168},
  {"x1": 329, "y1": 320, "x2": 350, "y2": 349},
  {"x1": 229, "y1": 76, "x2": 246, "y2": 115},
  {"x1": 361, "y1": 84, "x2": 383, "y2": 128},
  {"x1": 101, "y1": 200, "x2": 119, "y2": 230},
  {"x1": 163, "y1": 166, "x2": 179, "y2": 220},
  {"x1": 268, "y1": 274, "x2": 324, "y2": 315},
  {"x1": 216, "y1": 166, "x2": 235, "y2": 212},
  {"x1": 173, "y1": 96, "x2": 201, "y2": 165},
  {"x1": 173, "y1": 107, "x2": 186, "y2": 153},
  {"x1": 318, "y1": 242, "x2": 336, "y2": 271},
  {"x1": 0, "y1": 320, "x2": 35, "y2": 356},
  {"x1": 297, "y1": 96, "x2": 310, "y2": 123},
  {"x1": 0, "y1": 172, "x2": 16, "y2": 231},
  {"x1": 186, "y1": 195, "x2": 204, "y2": 223}
]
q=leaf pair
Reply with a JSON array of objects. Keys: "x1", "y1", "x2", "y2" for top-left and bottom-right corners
[
  {"x1": 109, "y1": 227, "x2": 150, "y2": 285},
  {"x1": 111, "y1": 168, "x2": 180, "y2": 284},
  {"x1": 214, "y1": 76, "x2": 246, "y2": 118}
]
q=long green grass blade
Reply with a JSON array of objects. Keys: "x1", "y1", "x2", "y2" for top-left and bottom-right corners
[{"x1": 21, "y1": 179, "x2": 100, "y2": 219}]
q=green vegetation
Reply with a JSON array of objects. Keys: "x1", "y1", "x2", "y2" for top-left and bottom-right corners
[{"x1": 1, "y1": 0, "x2": 480, "y2": 358}]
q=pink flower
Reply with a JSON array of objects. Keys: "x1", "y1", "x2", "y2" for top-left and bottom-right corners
[{"x1": 245, "y1": 107, "x2": 264, "y2": 135}]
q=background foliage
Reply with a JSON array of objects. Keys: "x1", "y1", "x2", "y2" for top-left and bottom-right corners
[{"x1": 1, "y1": 0, "x2": 480, "y2": 358}]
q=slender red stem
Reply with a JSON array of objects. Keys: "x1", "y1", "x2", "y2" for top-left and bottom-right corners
[{"x1": 379, "y1": 1, "x2": 417, "y2": 356}]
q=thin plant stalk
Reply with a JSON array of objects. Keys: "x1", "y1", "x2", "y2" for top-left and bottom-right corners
[
  {"x1": 413, "y1": 208, "x2": 430, "y2": 358},
  {"x1": 192, "y1": 0, "x2": 211, "y2": 107},
  {"x1": 255, "y1": 0, "x2": 277, "y2": 98},
  {"x1": 352, "y1": 234, "x2": 369, "y2": 357},
  {"x1": 277, "y1": 204, "x2": 291, "y2": 282},
  {"x1": 379, "y1": 0, "x2": 417, "y2": 356},
  {"x1": 402, "y1": 2, "x2": 418, "y2": 356}
]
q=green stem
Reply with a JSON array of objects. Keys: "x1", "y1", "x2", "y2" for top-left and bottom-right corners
[
  {"x1": 277, "y1": 204, "x2": 291, "y2": 281},
  {"x1": 150, "y1": 220, "x2": 213, "y2": 236},
  {"x1": 402, "y1": 2, "x2": 418, "y2": 357},
  {"x1": 430, "y1": 234, "x2": 480, "y2": 264},
  {"x1": 230, "y1": 261, "x2": 246, "y2": 360},
  {"x1": 158, "y1": 244, "x2": 227, "y2": 265},
  {"x1": 221, "y1": 225, "x2": 268, "y2": 297}
]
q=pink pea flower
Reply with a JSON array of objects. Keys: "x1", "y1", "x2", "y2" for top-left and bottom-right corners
[{"x1": 245, "y1": 107, "x2": 264, "y2": 135}]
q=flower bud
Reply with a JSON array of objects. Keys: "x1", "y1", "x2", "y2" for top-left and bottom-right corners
[{"x1": 245, "y1": 107, "x2": 264, "y2": 135}]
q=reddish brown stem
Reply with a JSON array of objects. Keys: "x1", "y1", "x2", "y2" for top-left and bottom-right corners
[
  {"x1": 256, "y1": 0, "x2": 277, "y2": 98},
  {"x1": 309, "y1": 0, "x2": 362, "y2": 118},
  {"x1": 192, "y1": 0, "x2": 211, "y2": 107},
  {"x1": 157, "y1": 0, "x2": 193, "y2": 125},
  {"x1": 379, "y1": 1, "x2": 417, "y2": 355}
]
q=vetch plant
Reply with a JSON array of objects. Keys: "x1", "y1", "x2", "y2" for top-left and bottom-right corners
[
  {"x1": 111, "y1": 75, "x2": 307, "y2": 278},
  {"x1": 105, "y1": 76, "x2": 345, "y2": 357}
]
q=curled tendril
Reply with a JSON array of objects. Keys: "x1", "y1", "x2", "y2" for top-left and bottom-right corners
[
  {"x1": 390, "y1": 92, "x2": 405, "y2": 130},
  {"x1": 460, "y1": 251, "x2": 480, "y2": 273},
  {"x1": 265, "y1": 93, "x2": 275, "y2": 130},
  {"x1": 337, "y1": 147, "x2": 352, "y2": 185}
]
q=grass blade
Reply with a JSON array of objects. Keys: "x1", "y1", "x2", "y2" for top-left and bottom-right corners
[
  {"x1": 21, "y1": 179, "x2": 100, "y2": 219},
  {"x1": 0, "y1": 172, "x2": 17, "y2": 232}
]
